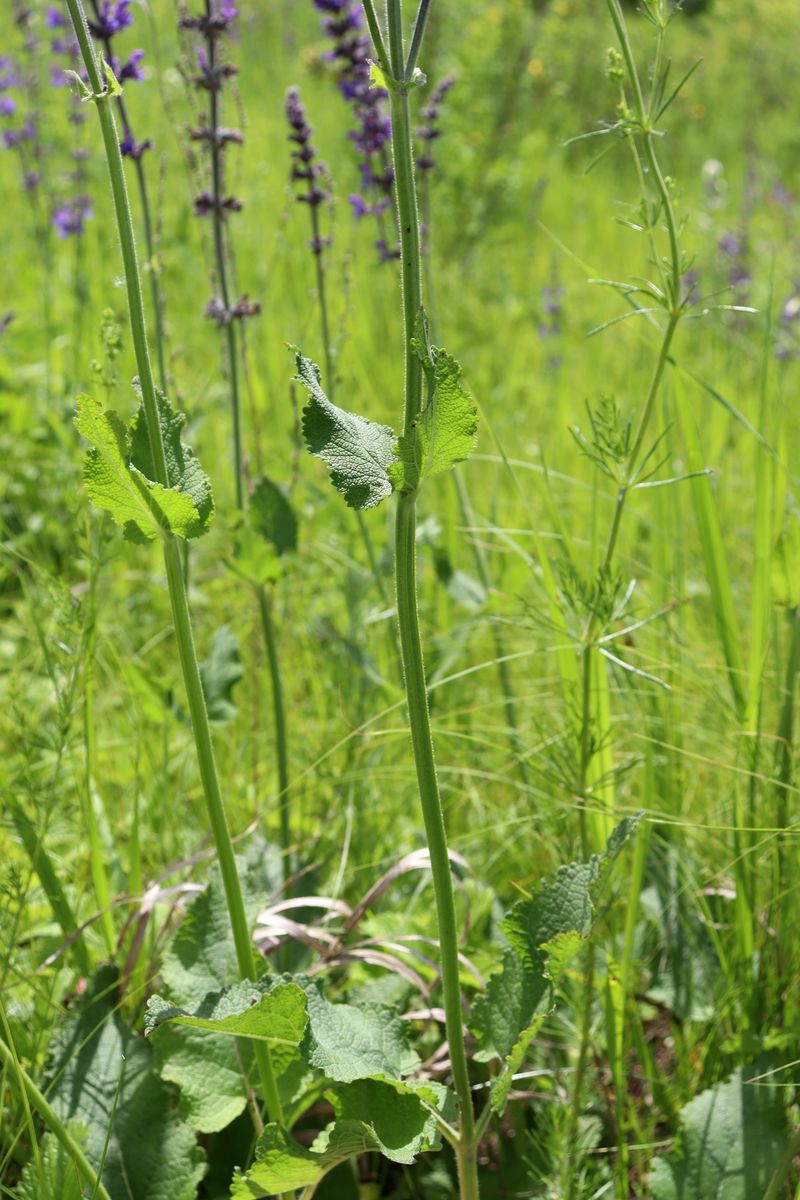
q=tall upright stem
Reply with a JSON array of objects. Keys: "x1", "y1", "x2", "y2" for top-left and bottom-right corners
[
  {"x1": 88, "y1": 0, "x2": 169, "y2": 392},
  {"x1": 382, "y1": 4, "x2": 479, "y2": 1196},
  {"x1": 64, "y1": 0, "x2": 283, "y2": 1131}
]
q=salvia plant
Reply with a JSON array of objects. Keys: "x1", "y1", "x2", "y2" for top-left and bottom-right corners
[{"x1": 1, "y1": 1, "x2": 798, "y2": 1199}]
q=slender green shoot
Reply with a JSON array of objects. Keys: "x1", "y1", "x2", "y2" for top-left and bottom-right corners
[{"x1": 63, "y1": 0, "x2": 284, "y2": 1132}]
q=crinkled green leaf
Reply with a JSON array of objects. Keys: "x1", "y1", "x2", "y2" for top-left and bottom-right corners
[
  {"x1": 231, "y1": 1078, "x2": 439, "y2": 1196},
  {"x1": 200, "y1": 625, "x2": 243, "y2": 723},
  {"x1": 250, "y1": 475, "x2": 298, "y2": 557},
  {"x1": 154, "y1": 1031, "x2": 313, "y2": 1136},
  {"x1": 46, "y1": 967, "x2": 205, "y2": 1200},
  {"x1": 75, "y1": 393, "x2": 201, "y2": 543},
  {"x1": 297, "y1": 352, "x2": 395, "y2": 510},
  {"x1": 301, "y1": 981, "x2": 420, "y2": 1082},
  {"x1": 331, "y1": 1077, "x2": 439, "y2": 1162},
  {"x1": 145, "y1": 978, "x2": 307, "y2": 1056},
  {"x1": 230, "y1": 1121, "x2": 373, "y2": 1196},
  {"x1": 17, "y1": 1124, "x2": 88, "y2": 1200},
  {"x1": 390, "y1": 311, "x2": 478, "y2": 494},
  {"x1": 470, "y1": 817, "x2": 639, "y2": 1113},
  {"x1": 130, "y1": 387, "x2": 214, "y2": 537},
  {"x1": 159, "y1": 862, "x2": 262, "y2": 1007},
  {"x1": 650, "y1": 1065, "x2": 788, "y2": 1200},
  {"x1": 151, "y1": 856, "x2": 308, "y2": 1133},
  {"x1": 154, "y1": 1024, "x2": 252, "y2": 1134},
  {"x1": 504, "y1": 814, "x2": 640, "y2": 967}
]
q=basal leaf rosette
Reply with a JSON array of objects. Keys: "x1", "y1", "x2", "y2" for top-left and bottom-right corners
[{"x1": 145, "y1": 866, "x2": 451, "y2": 1186}]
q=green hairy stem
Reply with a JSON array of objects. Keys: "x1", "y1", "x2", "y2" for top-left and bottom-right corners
[
  {"x1": 64, "y1": 0, "x2": 285, "y2": 1135},
  {"x1": 380, "y1": 2, "x2": 480, "y2": 1196}
]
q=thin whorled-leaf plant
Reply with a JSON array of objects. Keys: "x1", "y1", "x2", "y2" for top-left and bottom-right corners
[
  {"x1": 560, "y1": 1, "x2": 707, "y2": 1191},
  {"x1": 59, "y1": 0, "x2": 288, "y2": 1161}
]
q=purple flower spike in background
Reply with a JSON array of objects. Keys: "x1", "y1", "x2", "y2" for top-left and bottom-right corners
[
  {"x1": 284, "y1": 81, "x2": 339, "y2": 390},
  {"x1": 52, "y1": 196, "x2": 92, "y2": 239},
  {"x1": 415, "y1": 75, "x2": 455, "y2": 174},
  {"x1": 2, "y1": 12, "x2": 49, "y2": 213},
  {"x1": 86, "y1": 0, "x2": 149, "y2": 159},
  {"x1": 537, "y1": 262, "x2": 564, "y2": 370},
  {"x1": 180, "y1": 1, "x2": 257, "y2": 332},
  {"x1": 285, "y1": 85, "x2": 332, "y2": 235},
  {"x1": 119, "y1": 49, "x2": 145, "y2": 83},
  {"x1": 717, "y1": 228, "x2": 751, "y2": 301},
  {"x1": 180, "y1": 0, "x2": 239, "y2": 37},
  {"x1": 44, "y1": 6, "x2": 68, "y2": 28},
  {"x1": 88, "y1": 1, "x2": 133, "y2": 40},
  {"x1": 315, "y1": 0, "x2": 398, "y2": 261}
]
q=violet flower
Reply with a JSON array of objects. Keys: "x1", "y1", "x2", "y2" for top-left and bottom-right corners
[
  {"x1": 42, "y1": 10, "x2": 95, "y2": 238},
  {"x1": 3, "y1": 12, "x2": 47, "y2": 198},
  {"x1": 2, "y1": 27, "x2": 77, "y2": 234},
  {"x1": 87, "y1": 1, "x2": 133, "y2": 40}
]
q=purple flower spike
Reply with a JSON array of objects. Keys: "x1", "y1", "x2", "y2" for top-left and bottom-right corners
[
  {"x1": 0, "y1": 96, "x2": 17, "y2": 117},
  {"x1": 285, "y1": 86, "x2": 332, "y2": 251},
  {"x1": 86, "y1": 0, "x2": 152, "y2": 157},
  {"x1": 180, "y1": 0, "x2": 239, "y2": 36},
  {"x1": 315, "y1": 0, "x2": 402, "y2": 262}
]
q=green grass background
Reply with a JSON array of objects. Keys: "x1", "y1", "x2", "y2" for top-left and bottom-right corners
[{"x1": 1, "y1": 1, "x2": 799, "y2": 1196}]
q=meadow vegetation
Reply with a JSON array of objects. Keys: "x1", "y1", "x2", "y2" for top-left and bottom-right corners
[{"x1": 1, "y1": 0, "x2": 799, "y2": 1197}]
